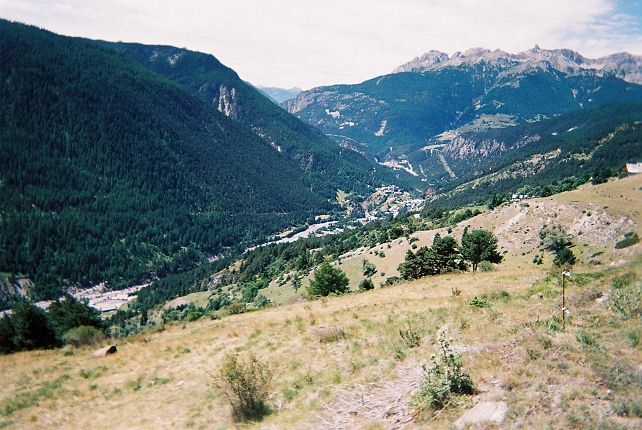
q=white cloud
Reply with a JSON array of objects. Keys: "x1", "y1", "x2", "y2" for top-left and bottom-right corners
[{"x1": 1, "y1": 0, "x2": 641, "y2": 88}]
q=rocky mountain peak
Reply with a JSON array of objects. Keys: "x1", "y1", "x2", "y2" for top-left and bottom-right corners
[
  {"x1": 394, "y1": 47, "x2": 642, "y2": 84},
  {"x1": 392, "y1": 50, "x2": 448, "y2": 73}
]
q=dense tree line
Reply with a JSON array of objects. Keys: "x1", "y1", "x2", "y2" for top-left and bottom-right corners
[{"x1": 0, "y1": 296, "x2": 103, "y2": 354}]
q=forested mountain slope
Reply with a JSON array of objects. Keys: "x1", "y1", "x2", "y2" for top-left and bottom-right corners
[
  {"x1": 104, "y1": 42, "x2": 418, "y2": 192},
  {"x1": 0, "y1": 20, "x2": 337, "y2": 302}
]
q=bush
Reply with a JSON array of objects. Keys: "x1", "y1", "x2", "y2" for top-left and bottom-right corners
[
  {"x1": 62, "y1": 325, "x2": 106, "y2": 347},
  {"x1": 615, "y1": 232, "x2": 640, "y2": 249},
  {"x1": 468, "y1": 296, "x2": 490, "y2": 308},
  {"x1": 358, "y1": 278, "x2": 375, "y2": 291},
  {"x1": 614, "y1": 399, "x2": 642, "y2": 417},
  {"x1": 362, "y1": 260, "x2": 377, "y2": 277},
  {"x1": 418, "y1": 336, "x2": 475, "y2": 411},
  {"x1": 478, "y1": 261, "x2": 494, "y2": 272},
  {"x1": 254, "y1": 295, "x2": 272, "y2": 308},
  {"x1": 307, "y1": 262, "x2": 349, "y2": 297},
  {"x1": 399, "y1": 323, "x2": 422, "y2": 348},
  {"x1": 539, "y1": 225, "x2": 571, "y2": 252},
  {"x1": 610, "y1": 276, "x2": 641, "y2": 319},
  {"x1": 383, "y1": 276, "x2": 402, "y2": 286},
  {"x1": 226, "y1": 303, "x2": 248, "y2": 315},
  {"x1": 217, "y1": 353, "x2": 272, "y2": 422}
]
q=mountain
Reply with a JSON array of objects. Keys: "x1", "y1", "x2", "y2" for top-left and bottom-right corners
[
  {"x1": 0, "y1": 19, "x2": 368, "y2": 303},
  {"x1": 394, "y1": 46, "x2": 642, "y2": 84},
  {"x1": 257, "y1": 86, "x2": 302, "y2": 103},
  {"x1": 102, "y1": 42, "x2": 418, "y2": 193},
  {"x1": 284, "y1": 47, "x2": 642, "y2": 185}
]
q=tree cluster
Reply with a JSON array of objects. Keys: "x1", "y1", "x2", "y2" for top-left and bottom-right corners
[
  {"x1": 0, "y1": 296, "x2": 103, "y2": 354},
  {"x1": 399, "y1": 228, "x2": 502, "y2": 280}
]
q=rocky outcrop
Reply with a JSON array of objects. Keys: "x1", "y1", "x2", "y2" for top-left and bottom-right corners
[
  {"x1": 453, "y1": 401, "x2": 508, "y2": 429},
  {"x1": 216, "y1": 85, "x2": 238, "y2": 119},
  {"x1": 442, "y1": 133, "x2": 541, "y2": 160}
]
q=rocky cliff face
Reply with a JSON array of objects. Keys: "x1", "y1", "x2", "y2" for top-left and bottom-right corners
[
  {"x1": 394, "y1": 46, "x2": 642, "y2": 84},
  {"x1": 216, "y1": 84, "x2": 238, "y2": 119},
  {"x1": 441, "y1": 134, "x2": 541, "y2": 160}
]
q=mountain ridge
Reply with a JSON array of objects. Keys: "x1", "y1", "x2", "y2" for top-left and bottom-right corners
[{"x1": 393, "y1": 46, "x2": 642, "y2": 84}]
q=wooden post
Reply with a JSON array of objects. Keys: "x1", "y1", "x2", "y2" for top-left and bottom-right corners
[{"x1": 562, "y1": 271, "x2": 566, "y2": 331}]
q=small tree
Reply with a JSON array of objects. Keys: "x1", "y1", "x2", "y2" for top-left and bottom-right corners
[
  {"x1": 431, "y1": 234, "x2": 462, "y2": 273},
  {"x1": 359, "y1": 278, "x2": 375, "y2": 291},
  {"x1": 362, "y1": 259, "x2": 377, "y2": 277},
  {"x1": 307, "y1": 262, "x2": 349, "y2": 297},
  {"x1": 553, "y1": 247, "x2": 576, "y2": 267},
  {"x1": 0, "y1": 314, "x2": 16, "y2": 354},
  {"x1": 539, "y1": 225, "x2": 571, "y2": 252},
  {"x1": 461, "y1": 227, "x2": 502, "y2": 271}
]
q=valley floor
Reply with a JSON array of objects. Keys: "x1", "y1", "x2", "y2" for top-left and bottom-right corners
[{"x1": 1, "y1": 176, "x2": 641, "y2": 429}]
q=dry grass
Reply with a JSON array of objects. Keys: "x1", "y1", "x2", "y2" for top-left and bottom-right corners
[{"x1": 1, "y1": 176, "x2": 640, "y2": 429}]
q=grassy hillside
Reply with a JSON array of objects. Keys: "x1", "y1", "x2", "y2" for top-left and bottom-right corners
[
  {"x1": 1, "y1": 176, "x2": 640, "y2": 429},
  {"x1": 0, "y1": 20, "x2": 336, "y2": 302}
]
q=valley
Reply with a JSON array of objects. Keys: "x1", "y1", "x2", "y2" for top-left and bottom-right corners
[
  {"x1": 1, "y1": 13, "x2": 642, "y2": 430},
  {"x1": 1, "y1": 175, "x2": 640, "y2": 430}
]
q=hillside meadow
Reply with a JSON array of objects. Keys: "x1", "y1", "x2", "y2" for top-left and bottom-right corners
[{"x1": 1, "y1": 175, "x2": 640, "y2": 429}]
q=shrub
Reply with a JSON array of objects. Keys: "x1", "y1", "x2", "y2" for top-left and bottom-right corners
[
  {"x1": 418, "y1": 336, "x2": 475, "y2": 411},
  {"x1": 362, "y1": 260, "x2": 377, "y2": 277},
  {"x1": 62, "y1": 325, "x2": 106, "y2": 347},
  {"x1": 614, "y1": 399, "x2": 642, "y2": 417},
  {"x1": 358, "y1": 278, "x2": 375, "y2": 291},
  {"x1": 610, "y1": 276, "x2": 641, "y2": 319},
  {"x1": 384, "y1": 276, "x2": 402, "y2": 286},
  {"x1": 539, "y1": 225, "x2": 572, "y2": 252},
  {"x1": 478, "y1": 261, "x2": 494, "y2": 272},
  {"x1": 399, "y1": 323, "x2": 422, "y2": 348},
  {"x1": 46, "y1": 295, "x2": 103, "y2": 340},
  {"x1": 468, "y1": 296, "x2": 490, "y2": 308},
  {"x1": 615, "y1": 232, "x2": 640, "y2": 249},
  {"x1": 226, "y1": 303, "x2": 248, "y2": 315},
  {"x1": 254, "y1": 295, "x2": 272, "y2": 309},
  {"x1": 217, "y1": 353, "x2": 272, "y2": 422}
]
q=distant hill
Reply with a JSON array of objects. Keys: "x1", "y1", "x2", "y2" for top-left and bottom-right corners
[{"x1": 257, "y1": 86, "x2": 302, "y2": 103}]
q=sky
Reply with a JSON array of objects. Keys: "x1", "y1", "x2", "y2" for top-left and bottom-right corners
[{"x1": 1, "y1": 0, "x2": 642, "y2": 89}]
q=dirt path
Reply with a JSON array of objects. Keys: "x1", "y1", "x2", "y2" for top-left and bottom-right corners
[{"x1": 306, "y1": 360, "x2": 424, "y2": 429}]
